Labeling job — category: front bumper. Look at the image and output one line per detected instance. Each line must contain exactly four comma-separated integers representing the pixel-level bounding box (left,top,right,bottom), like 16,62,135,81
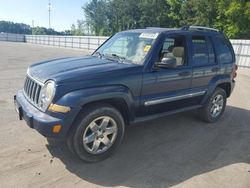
14,90,69,138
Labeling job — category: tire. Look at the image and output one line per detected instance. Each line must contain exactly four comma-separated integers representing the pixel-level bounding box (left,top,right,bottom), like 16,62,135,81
199,88,227,123
67,103,125,162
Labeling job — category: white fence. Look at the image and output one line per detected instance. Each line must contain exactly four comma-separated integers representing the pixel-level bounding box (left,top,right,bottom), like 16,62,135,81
25,35,108,51
230,40,250,68
0,33,249,68
0,33,25,42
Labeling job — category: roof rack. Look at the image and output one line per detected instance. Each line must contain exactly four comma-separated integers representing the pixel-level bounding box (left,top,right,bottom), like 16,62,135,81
146,27,177,30
181,25,220,32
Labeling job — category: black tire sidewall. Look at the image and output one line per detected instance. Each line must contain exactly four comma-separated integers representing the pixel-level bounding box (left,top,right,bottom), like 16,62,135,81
72,105,125,162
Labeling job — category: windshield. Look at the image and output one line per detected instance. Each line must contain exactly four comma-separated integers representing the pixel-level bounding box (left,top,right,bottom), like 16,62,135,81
95,32,158,65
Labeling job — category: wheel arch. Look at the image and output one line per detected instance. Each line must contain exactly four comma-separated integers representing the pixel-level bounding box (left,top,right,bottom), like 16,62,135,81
54,86,136,136
217,82,231,97
74,98,131,126
202,76,232,104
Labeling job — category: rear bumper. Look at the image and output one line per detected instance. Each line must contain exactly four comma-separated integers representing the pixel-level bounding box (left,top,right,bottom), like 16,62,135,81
14,90,69,138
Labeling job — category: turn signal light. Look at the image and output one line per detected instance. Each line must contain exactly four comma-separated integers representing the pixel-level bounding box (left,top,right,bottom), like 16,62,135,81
48,103,71,113
52,125,62,133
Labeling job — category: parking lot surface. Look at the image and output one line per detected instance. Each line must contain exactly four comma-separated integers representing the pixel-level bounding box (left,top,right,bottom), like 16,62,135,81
0,41,250,188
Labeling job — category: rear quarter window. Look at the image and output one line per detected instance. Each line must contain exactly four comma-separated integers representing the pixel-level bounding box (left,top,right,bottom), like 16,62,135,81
215,37,233,64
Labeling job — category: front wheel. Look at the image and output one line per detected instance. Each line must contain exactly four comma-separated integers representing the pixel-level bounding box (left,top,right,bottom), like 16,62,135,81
199,88,227,123
67,104,125,162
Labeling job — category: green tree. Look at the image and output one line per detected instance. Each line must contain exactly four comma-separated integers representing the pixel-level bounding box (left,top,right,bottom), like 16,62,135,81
83,0,108,35
70,20,86,35
166,0,183,27
0,21,32,34
32,26,64,35
215,0,250,38
180,0,217,26
107,0,141,33
82,0,250,38
32,27,46,35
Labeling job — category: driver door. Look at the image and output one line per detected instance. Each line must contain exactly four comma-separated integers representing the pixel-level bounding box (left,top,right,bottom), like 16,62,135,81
138,35,193,117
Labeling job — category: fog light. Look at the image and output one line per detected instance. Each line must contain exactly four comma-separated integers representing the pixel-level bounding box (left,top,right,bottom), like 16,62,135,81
52,125,62,133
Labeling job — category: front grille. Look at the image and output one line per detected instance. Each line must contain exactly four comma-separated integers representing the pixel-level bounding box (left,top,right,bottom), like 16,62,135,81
23,76,42,105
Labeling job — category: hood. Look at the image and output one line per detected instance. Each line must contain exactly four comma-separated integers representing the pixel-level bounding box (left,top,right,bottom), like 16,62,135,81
28,56,138,84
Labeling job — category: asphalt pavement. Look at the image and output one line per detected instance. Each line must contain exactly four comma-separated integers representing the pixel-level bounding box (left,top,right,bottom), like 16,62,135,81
0,41,250,188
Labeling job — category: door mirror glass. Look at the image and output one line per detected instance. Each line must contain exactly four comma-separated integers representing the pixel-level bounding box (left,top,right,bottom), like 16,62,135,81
156,57,177,68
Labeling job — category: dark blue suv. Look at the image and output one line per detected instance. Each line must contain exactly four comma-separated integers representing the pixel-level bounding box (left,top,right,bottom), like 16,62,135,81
14,26,237,162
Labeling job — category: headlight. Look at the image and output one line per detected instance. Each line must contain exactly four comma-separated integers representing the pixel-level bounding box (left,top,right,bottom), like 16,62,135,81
38,80,56,111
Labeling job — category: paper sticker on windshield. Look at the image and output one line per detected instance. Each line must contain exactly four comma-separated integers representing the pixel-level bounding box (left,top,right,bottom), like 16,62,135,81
139,33,158,39
143,45,152,52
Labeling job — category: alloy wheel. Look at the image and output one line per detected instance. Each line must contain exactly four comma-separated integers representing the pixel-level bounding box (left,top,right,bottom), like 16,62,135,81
82,116,118,154
210,94,224,118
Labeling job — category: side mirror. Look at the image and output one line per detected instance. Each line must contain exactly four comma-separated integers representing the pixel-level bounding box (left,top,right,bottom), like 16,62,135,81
155,57,177,69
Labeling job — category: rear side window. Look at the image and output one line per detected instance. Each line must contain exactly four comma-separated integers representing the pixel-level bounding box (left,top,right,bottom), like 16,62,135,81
215,37,233,64
191,36,215,66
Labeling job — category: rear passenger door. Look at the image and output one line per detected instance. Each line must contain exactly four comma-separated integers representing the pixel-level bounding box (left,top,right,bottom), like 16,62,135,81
190,35,218,103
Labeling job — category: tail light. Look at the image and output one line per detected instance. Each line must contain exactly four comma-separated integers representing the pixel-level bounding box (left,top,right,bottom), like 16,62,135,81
232,64,238,79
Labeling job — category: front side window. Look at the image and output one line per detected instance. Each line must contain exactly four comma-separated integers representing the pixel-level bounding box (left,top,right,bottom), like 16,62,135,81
159,35,186,67
95,32,157,65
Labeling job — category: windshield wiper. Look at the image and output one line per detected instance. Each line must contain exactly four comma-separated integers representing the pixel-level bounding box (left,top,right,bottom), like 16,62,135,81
94,52,126,63
110,53,126,63
93,51,104,58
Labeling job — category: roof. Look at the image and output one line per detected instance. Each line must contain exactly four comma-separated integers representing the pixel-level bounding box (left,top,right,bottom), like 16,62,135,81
122,26,224,36
122,27,178,34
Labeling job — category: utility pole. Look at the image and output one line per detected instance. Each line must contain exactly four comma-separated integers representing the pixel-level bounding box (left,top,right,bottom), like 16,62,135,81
48,1,52,28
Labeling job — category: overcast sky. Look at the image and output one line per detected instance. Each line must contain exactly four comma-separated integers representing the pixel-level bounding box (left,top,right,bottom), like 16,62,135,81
0,0,88,31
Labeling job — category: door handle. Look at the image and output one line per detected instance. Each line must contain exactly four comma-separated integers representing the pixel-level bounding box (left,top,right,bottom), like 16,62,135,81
211,67,220,72
179,71,191,77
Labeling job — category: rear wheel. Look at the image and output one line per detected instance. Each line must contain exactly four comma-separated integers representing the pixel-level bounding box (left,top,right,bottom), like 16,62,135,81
67,104,125,162
199,88,227,123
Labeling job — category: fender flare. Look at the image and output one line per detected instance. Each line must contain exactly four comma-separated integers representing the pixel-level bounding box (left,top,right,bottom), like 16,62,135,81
54,85,137,121
202,75,232,104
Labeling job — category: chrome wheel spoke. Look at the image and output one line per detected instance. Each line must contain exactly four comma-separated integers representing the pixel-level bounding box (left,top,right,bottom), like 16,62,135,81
89,122,99,133
92,140,101,152
101,136,112,147
218,99,223,106
83,133,96,144
104,126,116,135
210,105,215,113
100,117,110,131
212,108,217,115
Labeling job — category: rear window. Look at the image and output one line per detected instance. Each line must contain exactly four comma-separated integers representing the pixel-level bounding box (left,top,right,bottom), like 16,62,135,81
215,37,233,64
